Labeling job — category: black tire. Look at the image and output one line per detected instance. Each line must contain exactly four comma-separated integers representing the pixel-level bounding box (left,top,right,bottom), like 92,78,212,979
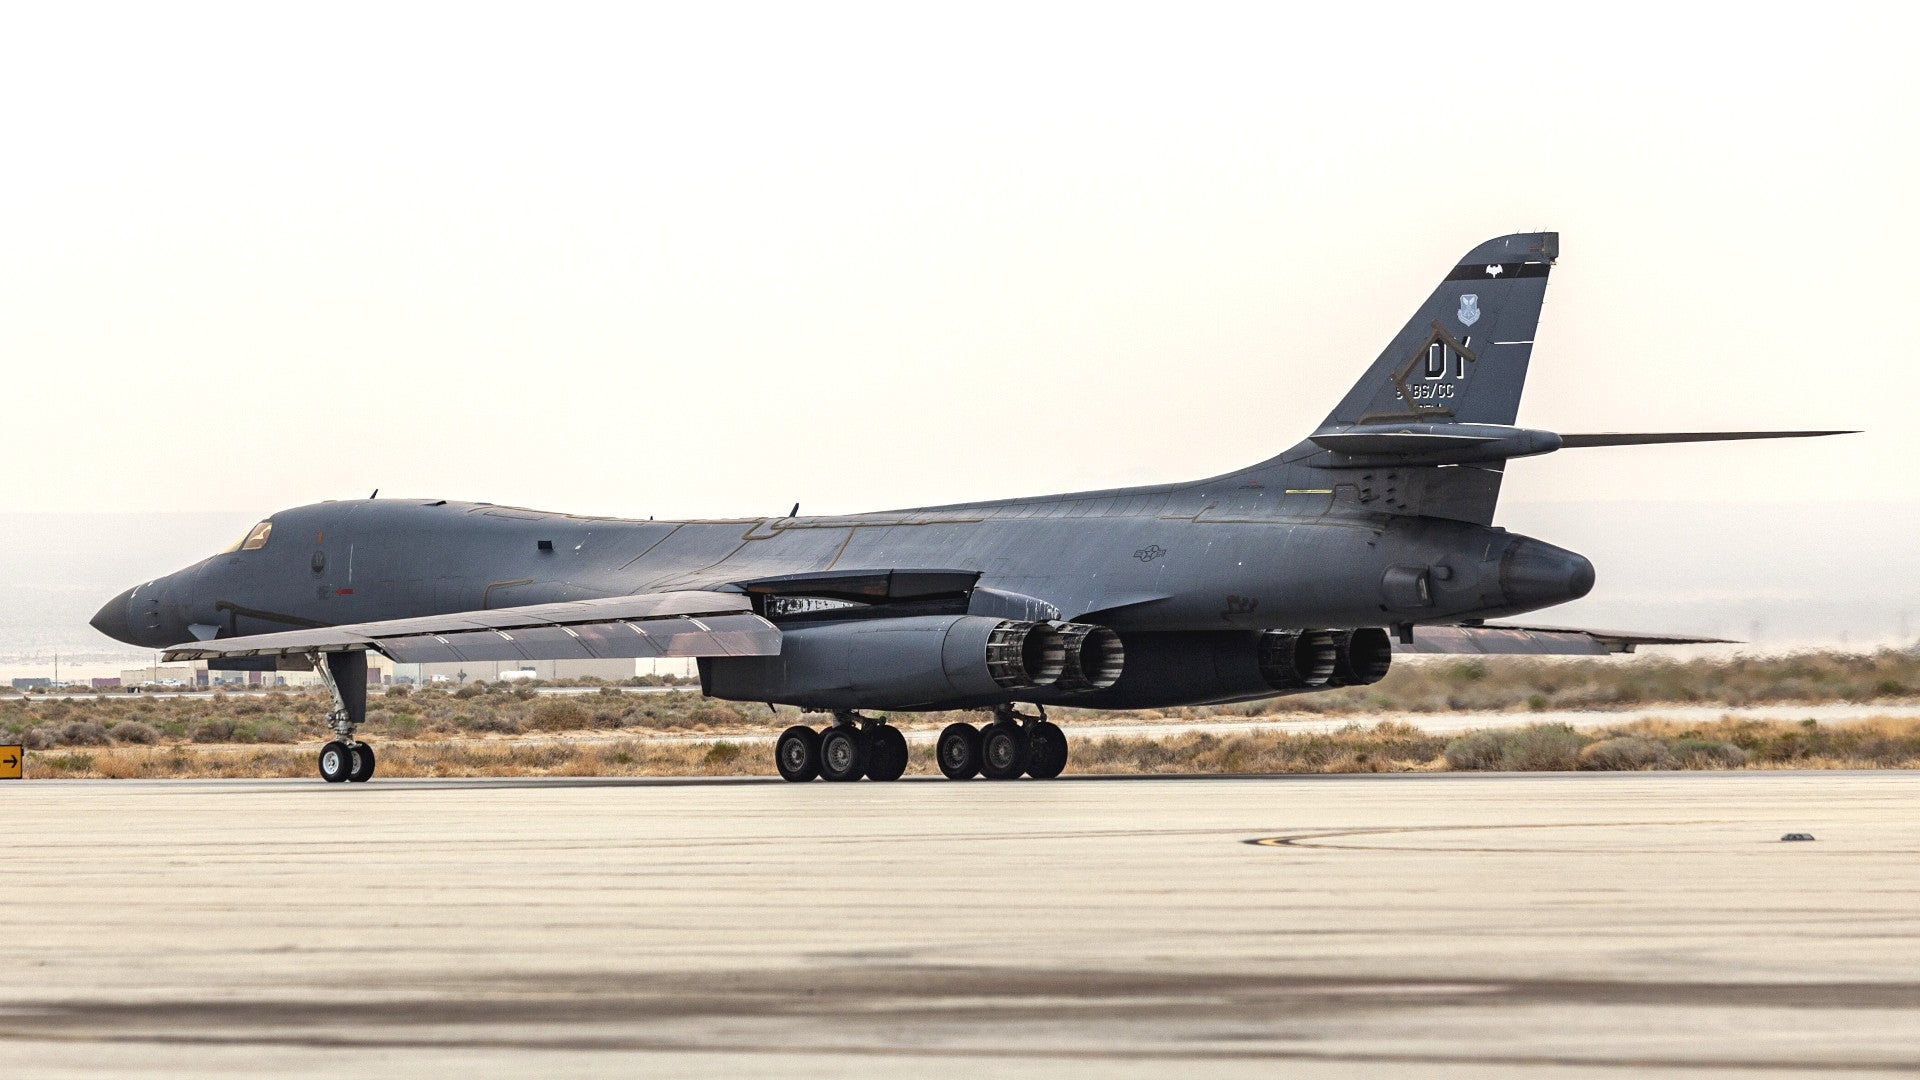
1025,721,1067,779
936,722,982,780
980,723,1029,780
318,740,352,783
347,742,377,783
775,725,821,782
819,725,867,782
865,725,909,782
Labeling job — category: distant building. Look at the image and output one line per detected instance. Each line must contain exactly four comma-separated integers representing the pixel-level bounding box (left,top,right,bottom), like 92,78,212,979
120,665,202,688
91,678,121,689
11,678,50,691
397,658,640,684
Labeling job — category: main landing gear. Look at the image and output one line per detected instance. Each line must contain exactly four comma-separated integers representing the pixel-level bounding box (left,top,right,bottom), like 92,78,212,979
773,705,1068,782
776,713,908,783
936,705,1066,781
312,650,377,784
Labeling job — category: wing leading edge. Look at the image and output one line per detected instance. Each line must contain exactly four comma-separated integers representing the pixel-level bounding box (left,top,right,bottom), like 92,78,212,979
161,590,780,664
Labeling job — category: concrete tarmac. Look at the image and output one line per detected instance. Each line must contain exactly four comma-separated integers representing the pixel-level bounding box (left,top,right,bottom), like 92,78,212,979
3,772,1919,1077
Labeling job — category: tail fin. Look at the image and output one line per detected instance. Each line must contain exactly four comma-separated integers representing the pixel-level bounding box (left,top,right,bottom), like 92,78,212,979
1320,232,1557,430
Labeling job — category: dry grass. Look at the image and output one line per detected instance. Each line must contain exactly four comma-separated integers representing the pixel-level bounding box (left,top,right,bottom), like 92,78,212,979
9,649,1916,752
6,649,1919,778
1223,648,1920,716
18,715,1920,779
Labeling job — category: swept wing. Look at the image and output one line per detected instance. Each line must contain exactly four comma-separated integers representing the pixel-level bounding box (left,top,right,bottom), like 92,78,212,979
1397,623,1735,656
161,590,779,664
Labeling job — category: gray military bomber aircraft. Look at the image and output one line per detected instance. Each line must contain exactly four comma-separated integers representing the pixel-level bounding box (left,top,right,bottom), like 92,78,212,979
91,232,1846,784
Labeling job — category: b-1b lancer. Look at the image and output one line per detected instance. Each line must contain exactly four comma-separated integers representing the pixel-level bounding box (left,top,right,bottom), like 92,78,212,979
92,233,1847,783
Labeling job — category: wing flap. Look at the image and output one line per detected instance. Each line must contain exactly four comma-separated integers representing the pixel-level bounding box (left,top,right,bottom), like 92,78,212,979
161,590,780,663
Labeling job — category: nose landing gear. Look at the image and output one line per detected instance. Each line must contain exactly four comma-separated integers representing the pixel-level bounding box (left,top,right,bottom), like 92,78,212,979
312,650,377,784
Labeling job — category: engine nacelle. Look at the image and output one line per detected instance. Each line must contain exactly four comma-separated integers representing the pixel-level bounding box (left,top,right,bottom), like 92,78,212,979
700,615,1068,711
1328,627,1393,686
1261,628,1393,689
1064,627,1394,709
1258,630,1336,690
1053,622,1125,691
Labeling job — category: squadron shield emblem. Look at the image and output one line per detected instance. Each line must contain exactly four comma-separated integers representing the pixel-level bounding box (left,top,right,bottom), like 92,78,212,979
1457,293,1481,327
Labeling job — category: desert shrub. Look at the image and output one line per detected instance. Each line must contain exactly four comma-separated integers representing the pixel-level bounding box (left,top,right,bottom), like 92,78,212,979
530,699,589,732
58,721,112,747
1444,724,1585,771
1499,724,1586,770
1578,736,1673,771
1448,661,1489,683
1442,731,1505,770
687,702,747,728
191,719,236,743
230,720,299,744
21,724,60,750
1669,738,1747,768
589,709,626,729
702,741,743,765
468,715,524,734
108,721,160,745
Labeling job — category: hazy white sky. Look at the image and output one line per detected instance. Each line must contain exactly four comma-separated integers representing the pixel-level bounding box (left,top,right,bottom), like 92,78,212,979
3,3,1914,519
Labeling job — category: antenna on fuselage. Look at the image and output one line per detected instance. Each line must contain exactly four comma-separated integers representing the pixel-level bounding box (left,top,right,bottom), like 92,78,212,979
790,503,799,517
369,489,378,500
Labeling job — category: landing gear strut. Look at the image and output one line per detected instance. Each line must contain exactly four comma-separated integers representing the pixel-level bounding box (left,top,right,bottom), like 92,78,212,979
312,650,376,784
773,712,908,783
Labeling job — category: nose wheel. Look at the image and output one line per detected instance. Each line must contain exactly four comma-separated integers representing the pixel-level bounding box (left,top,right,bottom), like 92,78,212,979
319,741,352,783
310,650,378,784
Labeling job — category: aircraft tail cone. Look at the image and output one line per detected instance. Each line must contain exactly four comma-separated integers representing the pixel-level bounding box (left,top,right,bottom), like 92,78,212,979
1499,539,1595,611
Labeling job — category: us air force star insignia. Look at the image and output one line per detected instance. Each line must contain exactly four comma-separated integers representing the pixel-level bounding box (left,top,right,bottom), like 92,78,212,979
1484,264,1504,277
1457,293,1481,327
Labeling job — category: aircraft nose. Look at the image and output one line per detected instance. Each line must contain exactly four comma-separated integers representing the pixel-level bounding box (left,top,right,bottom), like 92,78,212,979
1499,538,1596,609
90,587,139,645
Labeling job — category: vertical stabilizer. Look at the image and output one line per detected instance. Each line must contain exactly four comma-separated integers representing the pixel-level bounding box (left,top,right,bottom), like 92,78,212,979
1293,232,1558,525
1320,232,1557,431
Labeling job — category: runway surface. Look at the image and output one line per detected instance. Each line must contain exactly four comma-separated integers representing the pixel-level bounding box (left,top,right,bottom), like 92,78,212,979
4,772,1920,1077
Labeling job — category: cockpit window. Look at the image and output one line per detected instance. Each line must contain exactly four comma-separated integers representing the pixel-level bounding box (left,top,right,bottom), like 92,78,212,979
224,521,274,553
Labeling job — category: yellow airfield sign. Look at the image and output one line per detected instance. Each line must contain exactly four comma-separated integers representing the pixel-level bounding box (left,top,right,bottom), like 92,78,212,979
0,745,22,780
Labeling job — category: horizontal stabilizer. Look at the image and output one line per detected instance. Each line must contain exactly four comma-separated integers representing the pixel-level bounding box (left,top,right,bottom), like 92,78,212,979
1306,424,1855,467
1556,430,1855,448
162,590,781,664
1397,623,1736,656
